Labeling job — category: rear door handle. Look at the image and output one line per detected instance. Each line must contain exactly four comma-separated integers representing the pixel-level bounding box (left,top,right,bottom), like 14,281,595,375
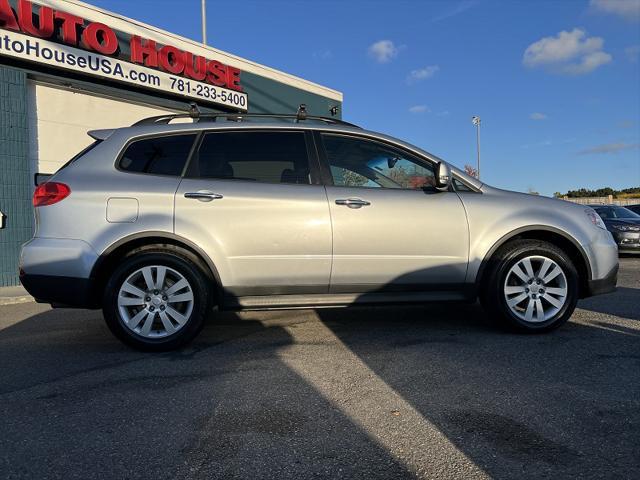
335,198,371,209
184,191,224,202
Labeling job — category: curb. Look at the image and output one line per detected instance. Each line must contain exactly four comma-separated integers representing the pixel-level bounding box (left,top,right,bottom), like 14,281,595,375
0,296,35,306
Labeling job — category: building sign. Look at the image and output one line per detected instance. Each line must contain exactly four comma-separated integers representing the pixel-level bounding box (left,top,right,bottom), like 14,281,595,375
0,0,248,110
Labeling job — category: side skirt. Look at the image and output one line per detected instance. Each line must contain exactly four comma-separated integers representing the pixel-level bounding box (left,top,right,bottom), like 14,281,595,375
222,289,475,311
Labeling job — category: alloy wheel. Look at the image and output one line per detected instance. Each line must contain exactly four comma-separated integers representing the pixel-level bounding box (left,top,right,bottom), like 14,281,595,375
117,265,194,338
503,255,568,323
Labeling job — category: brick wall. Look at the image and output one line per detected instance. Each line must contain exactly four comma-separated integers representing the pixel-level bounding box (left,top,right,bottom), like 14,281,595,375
0,66,31,287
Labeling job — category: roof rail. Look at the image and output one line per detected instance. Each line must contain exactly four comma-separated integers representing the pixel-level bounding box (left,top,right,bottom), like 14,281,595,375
132,104,360,128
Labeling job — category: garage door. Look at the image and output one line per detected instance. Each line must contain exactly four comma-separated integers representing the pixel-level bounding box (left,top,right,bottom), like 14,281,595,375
27,81,178,174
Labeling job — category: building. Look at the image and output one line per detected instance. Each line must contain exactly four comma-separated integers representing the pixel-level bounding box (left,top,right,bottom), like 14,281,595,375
0,0,342,287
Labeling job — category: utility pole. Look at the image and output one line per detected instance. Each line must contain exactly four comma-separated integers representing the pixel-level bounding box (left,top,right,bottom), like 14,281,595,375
201,0,207,45
472,116,481,180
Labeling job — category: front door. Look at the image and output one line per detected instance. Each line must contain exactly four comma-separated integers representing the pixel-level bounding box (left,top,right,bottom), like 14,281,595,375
317,132,469,293
175,129,332,296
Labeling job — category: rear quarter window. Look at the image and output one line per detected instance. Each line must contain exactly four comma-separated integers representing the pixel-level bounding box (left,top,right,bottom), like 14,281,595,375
119,134,196,176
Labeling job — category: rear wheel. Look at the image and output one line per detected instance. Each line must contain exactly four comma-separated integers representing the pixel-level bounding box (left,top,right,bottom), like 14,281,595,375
103,249,211,351
480,240,579,332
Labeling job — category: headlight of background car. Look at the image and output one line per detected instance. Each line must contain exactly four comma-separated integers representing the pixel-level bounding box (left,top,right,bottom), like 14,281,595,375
610,224,640,232
585,209,607,230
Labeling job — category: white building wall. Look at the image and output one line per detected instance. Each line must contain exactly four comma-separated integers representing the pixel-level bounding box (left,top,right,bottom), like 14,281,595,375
27,81,176,174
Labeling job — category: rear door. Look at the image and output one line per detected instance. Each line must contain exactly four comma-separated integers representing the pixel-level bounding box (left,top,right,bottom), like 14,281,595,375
174,129,332,296
316,132,469,293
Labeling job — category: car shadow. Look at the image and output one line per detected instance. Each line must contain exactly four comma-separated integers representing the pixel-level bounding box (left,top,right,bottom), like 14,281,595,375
578,287,640,321
314,298,640,479
0,305,415,480
1,278,639,479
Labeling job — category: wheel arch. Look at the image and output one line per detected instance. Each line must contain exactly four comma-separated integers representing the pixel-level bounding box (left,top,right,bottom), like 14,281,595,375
90,232,223,306
475,226,592,298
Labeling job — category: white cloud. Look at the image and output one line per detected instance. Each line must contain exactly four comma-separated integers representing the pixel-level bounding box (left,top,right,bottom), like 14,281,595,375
368,40,400,63
578,142,640,154
432,0,479,22
590,0,640,21
530,112,548,120
523,28,612,74
625,44,640,62
408,105,430,114
407,65,440,84
522,139,553,149
562,51,613,74
313,50,333,60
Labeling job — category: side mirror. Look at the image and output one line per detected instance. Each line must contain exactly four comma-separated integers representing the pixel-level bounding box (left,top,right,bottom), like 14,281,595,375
435,162,451,191
34,173,52,187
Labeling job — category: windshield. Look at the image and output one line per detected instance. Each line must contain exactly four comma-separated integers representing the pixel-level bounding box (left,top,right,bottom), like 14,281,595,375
594,206,640,219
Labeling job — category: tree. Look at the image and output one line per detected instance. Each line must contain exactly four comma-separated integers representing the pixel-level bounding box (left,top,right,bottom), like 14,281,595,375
341,169,369,187
555,186,640,199
464,164,478,178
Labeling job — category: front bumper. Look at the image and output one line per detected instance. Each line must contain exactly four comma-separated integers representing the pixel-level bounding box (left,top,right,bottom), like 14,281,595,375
611,231,640,253
586,263,618,297
580,228,619,298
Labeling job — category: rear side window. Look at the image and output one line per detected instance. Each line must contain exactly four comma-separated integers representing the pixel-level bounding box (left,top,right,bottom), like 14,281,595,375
119,134,196,176
191,131,311,184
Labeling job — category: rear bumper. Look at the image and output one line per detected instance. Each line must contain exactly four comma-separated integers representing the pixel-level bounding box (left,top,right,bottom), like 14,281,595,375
586,263,618,297
19,237,100,308
19,273,97,308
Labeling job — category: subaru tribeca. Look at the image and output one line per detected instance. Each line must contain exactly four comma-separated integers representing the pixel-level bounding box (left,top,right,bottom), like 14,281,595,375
19,113,618,351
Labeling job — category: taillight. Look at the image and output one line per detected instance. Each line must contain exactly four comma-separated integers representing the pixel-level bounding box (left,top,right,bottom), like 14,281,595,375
33,182,71,207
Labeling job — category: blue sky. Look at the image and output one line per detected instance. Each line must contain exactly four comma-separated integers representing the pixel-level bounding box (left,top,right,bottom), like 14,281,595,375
91,0,640,196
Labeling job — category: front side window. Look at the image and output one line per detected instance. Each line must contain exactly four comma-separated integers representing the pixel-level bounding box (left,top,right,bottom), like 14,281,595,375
192,131,311,184
321,134,436,190
119,134,196,176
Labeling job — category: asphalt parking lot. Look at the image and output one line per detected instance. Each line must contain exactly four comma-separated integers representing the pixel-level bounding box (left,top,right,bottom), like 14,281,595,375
0,258,638,480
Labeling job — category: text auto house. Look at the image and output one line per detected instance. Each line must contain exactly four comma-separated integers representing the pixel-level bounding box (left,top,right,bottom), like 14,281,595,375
0,0,342,287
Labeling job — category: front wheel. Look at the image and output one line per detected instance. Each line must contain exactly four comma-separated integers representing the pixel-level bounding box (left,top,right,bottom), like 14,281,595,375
103,248,211,351
480,240,579,333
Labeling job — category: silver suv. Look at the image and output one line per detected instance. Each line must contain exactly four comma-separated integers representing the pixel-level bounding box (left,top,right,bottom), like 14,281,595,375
19,113,619,350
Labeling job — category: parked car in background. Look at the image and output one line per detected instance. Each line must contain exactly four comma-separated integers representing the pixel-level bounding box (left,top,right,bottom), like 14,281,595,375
625,204,640,215
18,113,619,350
589,205,640,254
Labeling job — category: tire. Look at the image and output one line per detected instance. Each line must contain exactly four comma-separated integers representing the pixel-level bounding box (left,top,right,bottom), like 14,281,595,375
103,247,212,351
479,239,579,333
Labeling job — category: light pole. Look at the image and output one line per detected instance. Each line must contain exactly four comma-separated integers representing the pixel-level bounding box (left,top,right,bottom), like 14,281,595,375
201,0,207,45
471,116,481,180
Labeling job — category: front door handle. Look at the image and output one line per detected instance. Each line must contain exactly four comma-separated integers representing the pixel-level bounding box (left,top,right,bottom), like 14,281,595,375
335,198,371,209
184,191,224,202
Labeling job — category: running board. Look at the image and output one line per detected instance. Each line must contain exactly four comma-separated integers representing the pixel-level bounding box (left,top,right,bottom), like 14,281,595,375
223,291,469,310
